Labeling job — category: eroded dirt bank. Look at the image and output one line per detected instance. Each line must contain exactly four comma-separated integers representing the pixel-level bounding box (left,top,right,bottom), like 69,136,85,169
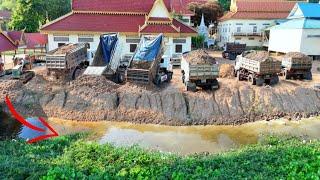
1,73,320,126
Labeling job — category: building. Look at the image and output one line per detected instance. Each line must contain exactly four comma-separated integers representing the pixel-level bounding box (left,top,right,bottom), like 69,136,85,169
0,10,11,30
268,2,320,59
217,0,302,48
41,0,199,59
0,31,16,54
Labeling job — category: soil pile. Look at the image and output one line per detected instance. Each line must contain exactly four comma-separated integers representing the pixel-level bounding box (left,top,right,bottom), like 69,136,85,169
130,61,153,69
245,51,270,61
69,75,120,93
284,52,310,59
219,64,235,78
53,44,76,54
184,50,216,65
0,80,23,99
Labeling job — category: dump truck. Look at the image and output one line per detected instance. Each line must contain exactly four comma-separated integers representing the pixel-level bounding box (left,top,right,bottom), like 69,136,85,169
127,34,173,85
222,43,246,60
83,33,125,83
181,50,219,92
235,51,281,86
46,43,89,80
281,52,312,80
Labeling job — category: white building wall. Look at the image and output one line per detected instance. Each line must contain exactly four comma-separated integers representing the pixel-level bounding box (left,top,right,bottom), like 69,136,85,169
217,19,275,47
47,33,192,59
300,29,320,56
268,29,303,53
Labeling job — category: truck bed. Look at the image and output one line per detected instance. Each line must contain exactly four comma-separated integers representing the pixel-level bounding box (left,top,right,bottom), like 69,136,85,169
238,57,281,75
282,57,312,70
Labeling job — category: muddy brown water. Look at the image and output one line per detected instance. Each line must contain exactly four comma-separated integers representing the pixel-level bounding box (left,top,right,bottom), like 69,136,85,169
1,111,320,155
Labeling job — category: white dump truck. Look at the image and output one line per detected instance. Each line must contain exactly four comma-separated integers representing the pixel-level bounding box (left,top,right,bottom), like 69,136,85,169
181,50,219,92
281,52,312,80
84,33,125,83
46,43,89,80
127,34,173,85
235,51,281,86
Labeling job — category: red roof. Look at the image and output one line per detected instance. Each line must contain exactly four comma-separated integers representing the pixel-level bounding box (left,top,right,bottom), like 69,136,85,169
72,0,206,16
42,13,196,34
24,33,48,49
220,1,297,21
141,24,179,33
7,31,24,45
0,32,16,52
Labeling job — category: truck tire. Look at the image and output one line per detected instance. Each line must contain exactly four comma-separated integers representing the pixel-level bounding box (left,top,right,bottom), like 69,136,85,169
211,79,219,90
155,75,161,86
256,78,264,86
186,82,196,92
72,67,82,80
284,70,290,80
270,76,279,85
182,74,185,83
236,71,241,81
167,72,173,82
304,71,312,80
222,52,226,59
248,75,256,85
114,72,124,84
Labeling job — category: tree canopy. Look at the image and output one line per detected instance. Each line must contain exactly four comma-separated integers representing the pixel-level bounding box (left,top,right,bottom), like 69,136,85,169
8,0,71,33
218,0,231,12
0,0,16,11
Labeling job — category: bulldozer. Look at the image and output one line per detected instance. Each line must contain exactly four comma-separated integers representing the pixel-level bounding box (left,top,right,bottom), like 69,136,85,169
11,60,35,83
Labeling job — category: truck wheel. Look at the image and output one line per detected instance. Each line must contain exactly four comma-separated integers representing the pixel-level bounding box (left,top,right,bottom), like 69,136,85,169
115,72,124,84
256,78,264,86
284,70,290,80
211,79,219,90
236,71,241,81
186,82,196,92
182,74,185,83
167,72,173,82
304,72,312,80
270,76,279,85
222,52,226,59
248,75,256,85
72,67,82,80
155,75,161,86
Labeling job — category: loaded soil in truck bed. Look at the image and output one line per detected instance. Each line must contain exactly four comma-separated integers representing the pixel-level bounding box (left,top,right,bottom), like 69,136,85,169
244,51,271,61
184,50,217,65
52,44,77,55
130,61,153,69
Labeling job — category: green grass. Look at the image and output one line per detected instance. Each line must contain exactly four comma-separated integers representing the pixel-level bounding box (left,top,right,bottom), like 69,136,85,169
0,135,319,179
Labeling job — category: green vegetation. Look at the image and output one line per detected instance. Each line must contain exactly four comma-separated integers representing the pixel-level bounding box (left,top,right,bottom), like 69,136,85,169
9,0,71,32
0,135,320,179
218,0,231,12
0,0,16,11
192,35,205,49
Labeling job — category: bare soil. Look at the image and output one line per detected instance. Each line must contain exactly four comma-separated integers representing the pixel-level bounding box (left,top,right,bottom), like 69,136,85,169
183,50,216,65
1,51,319,126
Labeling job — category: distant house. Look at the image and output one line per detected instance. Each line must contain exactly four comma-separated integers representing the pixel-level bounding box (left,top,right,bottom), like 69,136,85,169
217,0,303,48
0,31,16,53
268,2,320,59
0,10,11,30
41,0,199,60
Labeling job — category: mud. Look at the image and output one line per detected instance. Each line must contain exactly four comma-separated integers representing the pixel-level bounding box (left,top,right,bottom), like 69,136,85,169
1,73,320,126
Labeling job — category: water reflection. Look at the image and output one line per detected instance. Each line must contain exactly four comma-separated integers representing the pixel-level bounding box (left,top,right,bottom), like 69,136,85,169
0,111,47,141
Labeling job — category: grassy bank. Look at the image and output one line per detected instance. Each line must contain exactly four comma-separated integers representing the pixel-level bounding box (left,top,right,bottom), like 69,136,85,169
0,134,319,179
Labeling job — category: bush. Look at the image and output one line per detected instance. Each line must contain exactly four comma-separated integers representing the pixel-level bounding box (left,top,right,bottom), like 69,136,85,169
0,135,319,179
192,35,205,49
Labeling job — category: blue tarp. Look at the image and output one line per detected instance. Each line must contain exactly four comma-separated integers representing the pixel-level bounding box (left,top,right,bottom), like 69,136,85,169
133,34,163,62
101,34,118,64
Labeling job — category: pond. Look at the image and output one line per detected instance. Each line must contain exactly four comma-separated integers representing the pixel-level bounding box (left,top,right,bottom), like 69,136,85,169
1,111,320,155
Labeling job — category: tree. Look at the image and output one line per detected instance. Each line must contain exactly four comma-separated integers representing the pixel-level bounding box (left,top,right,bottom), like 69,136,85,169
188,1,223,27
218,0,231,12
8,0,71,32
9,0,45,32
0,0,16,11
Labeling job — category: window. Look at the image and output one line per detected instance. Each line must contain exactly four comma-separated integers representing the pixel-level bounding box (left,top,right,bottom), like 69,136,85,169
58,43,66,47
175,44,183,53
130,44,137,53
253,26,257,33
78,34,94,42
249,23,257,25
173,39,186,44
249,38,255,40
263,23,270,26
236,23,243,25
235,37,241,40
237,27,241,32
126,38,140,43
53,35,69,42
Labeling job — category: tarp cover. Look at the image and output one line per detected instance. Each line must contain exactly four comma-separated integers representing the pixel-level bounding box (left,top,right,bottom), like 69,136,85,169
101,33,118,64
133,34,163,62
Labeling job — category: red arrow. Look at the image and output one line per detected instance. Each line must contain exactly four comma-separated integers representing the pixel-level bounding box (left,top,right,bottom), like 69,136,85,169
5,95,59,143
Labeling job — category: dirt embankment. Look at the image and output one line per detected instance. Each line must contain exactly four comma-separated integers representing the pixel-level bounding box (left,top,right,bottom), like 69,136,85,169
1,73,320,126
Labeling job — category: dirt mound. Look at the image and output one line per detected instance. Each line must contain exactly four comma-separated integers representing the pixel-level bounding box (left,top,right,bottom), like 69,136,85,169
184,50,216,65
245,51,270,61
53,44,77,54
69,75,120,93
219,64,235,78
284,52,310,59
130,61,153,69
